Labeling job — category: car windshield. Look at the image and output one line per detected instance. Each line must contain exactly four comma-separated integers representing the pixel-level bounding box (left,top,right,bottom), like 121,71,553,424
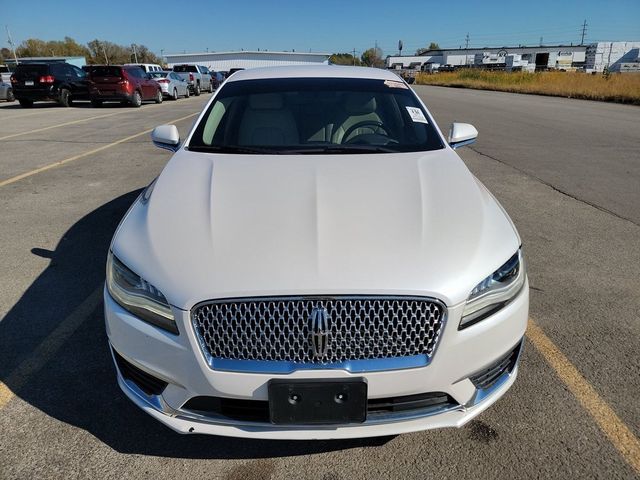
174,65,197,73
188,77,444,154
149,72,168,78
15,64,48,75
90,66,122,77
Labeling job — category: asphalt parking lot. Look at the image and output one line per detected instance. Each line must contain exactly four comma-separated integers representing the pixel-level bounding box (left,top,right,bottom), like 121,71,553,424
0,87,639,479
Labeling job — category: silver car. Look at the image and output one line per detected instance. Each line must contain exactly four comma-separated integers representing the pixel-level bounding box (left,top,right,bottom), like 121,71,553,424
0,81,15,102
149,71,189,100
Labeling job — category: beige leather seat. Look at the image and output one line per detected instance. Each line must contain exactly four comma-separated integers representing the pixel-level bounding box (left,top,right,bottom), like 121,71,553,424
331,93,382,144
238,93,299,146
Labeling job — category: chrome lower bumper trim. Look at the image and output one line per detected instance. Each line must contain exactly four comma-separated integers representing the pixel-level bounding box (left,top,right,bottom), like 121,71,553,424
111,340,523,430
206,354,430,374
465,339,524,407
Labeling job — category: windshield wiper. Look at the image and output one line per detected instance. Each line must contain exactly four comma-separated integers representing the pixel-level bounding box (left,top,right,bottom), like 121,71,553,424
281,145,397,154
188,145,278,155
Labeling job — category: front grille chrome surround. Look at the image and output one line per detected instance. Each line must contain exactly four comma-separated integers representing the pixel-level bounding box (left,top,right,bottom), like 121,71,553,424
191,296,447,373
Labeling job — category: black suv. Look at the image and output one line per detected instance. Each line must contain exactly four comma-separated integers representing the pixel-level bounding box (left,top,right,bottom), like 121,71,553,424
11,62,90,107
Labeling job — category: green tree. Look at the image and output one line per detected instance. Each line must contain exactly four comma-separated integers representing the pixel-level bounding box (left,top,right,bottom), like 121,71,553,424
15,37,90,58
11,36,160,65
361,47,384,67
415,42,441,55
16,38,48,57
87,40,127,64
0,47,12,63
131,44,162,65
329,53,362,66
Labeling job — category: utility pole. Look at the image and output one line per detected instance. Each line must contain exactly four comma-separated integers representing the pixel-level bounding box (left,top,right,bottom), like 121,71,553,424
540,36,543,46
99,41,108,64
580,19,587,45
6,25,19,65
132,44,138,63
465,33,470,65
352,48,356,65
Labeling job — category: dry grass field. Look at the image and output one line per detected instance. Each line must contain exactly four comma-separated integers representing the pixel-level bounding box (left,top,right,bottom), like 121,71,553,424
414,70,640,104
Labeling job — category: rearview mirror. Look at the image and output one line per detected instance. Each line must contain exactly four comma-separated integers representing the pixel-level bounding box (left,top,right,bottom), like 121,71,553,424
448,122,478,149
151,125,180,152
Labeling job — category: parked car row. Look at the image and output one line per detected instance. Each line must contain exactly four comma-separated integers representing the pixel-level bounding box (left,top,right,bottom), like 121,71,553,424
172,64,213,96
8,62,224,108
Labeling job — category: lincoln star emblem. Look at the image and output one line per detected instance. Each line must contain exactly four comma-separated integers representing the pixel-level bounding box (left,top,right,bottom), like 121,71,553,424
309,305,330,359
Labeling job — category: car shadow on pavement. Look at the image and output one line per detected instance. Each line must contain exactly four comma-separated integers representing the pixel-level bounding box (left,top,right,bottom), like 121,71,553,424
0,190,394,458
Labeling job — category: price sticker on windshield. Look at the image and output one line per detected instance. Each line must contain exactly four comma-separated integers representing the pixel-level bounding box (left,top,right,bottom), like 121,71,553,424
406,106,429,124
384,80,408,89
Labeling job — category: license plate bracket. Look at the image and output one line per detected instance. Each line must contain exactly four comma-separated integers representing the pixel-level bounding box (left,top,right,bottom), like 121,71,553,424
269,378,367,425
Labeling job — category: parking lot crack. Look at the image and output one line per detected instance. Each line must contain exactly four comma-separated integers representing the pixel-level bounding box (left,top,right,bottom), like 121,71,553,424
469,146,640,228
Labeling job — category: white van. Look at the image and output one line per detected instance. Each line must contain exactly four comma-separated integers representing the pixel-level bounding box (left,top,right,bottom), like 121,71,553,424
124,63,163,73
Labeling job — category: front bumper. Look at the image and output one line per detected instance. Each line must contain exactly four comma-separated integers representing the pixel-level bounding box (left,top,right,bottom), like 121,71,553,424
105,282,529,439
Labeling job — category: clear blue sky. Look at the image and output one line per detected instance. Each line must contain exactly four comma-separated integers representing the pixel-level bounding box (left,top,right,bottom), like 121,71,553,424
3,0,639,57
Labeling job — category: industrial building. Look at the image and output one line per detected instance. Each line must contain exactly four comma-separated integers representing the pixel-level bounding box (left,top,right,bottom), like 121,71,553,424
3,56,87,68
386,42,639,72
165,50,331,71
585,42,640,72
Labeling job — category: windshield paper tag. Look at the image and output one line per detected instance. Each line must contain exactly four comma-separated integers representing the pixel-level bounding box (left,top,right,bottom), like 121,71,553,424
406,106,429,124
384,80,408,89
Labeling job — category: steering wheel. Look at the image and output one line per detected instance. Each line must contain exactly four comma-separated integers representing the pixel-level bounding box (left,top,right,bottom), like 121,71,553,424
341,120,388,143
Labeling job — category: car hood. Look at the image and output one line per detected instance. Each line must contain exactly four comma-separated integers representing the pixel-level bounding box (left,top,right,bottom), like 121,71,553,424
113,148,520,310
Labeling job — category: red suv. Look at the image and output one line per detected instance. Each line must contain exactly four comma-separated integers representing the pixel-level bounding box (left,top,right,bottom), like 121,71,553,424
88,65,162,107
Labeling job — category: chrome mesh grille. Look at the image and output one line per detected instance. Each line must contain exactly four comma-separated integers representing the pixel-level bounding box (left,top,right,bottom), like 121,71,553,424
191,297,445,365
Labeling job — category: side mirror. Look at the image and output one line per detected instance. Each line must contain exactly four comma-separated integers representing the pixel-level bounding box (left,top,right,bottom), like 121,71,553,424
151,125,180,152
448,122,478,149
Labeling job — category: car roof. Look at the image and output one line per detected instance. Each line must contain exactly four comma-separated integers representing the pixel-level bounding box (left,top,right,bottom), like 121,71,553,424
16,63,54,67
226,65,404,83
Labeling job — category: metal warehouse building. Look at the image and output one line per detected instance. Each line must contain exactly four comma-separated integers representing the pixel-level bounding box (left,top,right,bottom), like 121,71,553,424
165,50,331,71
387,45,588,71
386,42,640,72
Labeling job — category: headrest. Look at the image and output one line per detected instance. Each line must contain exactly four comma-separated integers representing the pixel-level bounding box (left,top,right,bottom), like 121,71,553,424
249,93,284,110
344,94,377,114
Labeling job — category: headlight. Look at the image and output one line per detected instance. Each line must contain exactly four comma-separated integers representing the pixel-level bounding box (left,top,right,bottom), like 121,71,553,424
106,251,178,334
460,249,526,329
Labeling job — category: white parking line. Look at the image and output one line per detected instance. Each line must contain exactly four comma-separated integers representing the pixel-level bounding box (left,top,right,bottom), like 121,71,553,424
0,110,135,141
0,111,198,187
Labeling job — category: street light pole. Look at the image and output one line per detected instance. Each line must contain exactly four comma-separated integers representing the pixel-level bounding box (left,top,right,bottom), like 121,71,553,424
6,25,19,65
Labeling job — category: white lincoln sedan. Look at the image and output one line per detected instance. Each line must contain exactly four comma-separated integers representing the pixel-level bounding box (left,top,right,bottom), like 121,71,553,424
104,65,529,439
